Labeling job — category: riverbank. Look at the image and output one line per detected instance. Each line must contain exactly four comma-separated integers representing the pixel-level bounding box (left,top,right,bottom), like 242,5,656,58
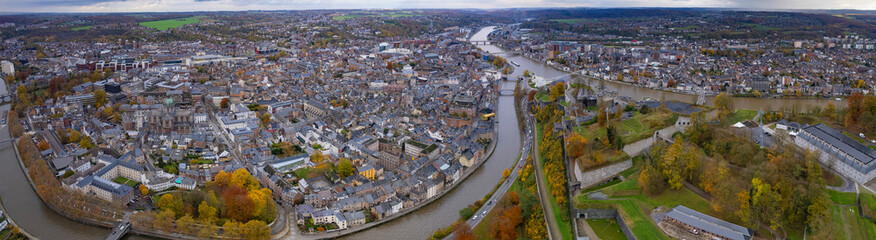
0,196,36,240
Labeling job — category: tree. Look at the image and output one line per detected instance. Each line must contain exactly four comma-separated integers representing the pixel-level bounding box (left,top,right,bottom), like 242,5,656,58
715,93,734,118
503,168,511,179
94,89,108,107
453,221,475,240
597,108,607,127
846,92,865,127
243,220,270,240
78,136,93,149
548,82,566,101
198,201,218,224
526,205,547,240
617,73,624,82
139,185,149,196
157,194,181,215
154,210,175,231
310,151,324,163
220,98,229,109
37,140,50,151
223,221,244,239
260,113,271,126
523,70,531,78
69,130,81,143
566,132,587,159
197,222,219,239
176,215,197,234
337,158,353,177
824,102,837,121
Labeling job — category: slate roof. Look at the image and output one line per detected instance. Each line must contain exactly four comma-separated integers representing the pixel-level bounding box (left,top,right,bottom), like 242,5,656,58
802,124,876,165
664,205,753,240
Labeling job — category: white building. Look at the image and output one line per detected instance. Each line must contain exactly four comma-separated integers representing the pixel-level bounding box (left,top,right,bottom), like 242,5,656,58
795,124,876,183
1,60,13,75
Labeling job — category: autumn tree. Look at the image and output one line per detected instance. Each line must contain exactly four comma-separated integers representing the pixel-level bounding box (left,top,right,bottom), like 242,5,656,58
197,223,219,239
715,93,734,119
453,221,475,240
548,82,565,102
597,107,607,127
310,151,324,163
139,185,149,196
198,201,218,224
157,194,181,215
846,92,865,127
176,215,197,235
824,101,837,121
525,205,547,240
154,210,175,231
94,89,107,107
220,98,229,109
69,130,81,143
223,220,244,239
503,168,511,179
337,158,353,177
243,220,270,240
566,132,587,159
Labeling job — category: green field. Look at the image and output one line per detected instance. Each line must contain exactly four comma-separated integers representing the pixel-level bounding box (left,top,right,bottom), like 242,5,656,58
333,12,422,21
827,189,858,205
576,197,669,240
139,16,205,31
587,219,627,240
725,109,758,126
830,205,876,240
616,111,678,144
550,19,593,24
113,176,139,187
71,26,93,31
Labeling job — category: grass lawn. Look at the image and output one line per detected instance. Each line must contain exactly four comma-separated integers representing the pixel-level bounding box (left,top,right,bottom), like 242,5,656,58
828,189,858,205
618,156,644,178
140,16,205,30
615,110,678,144
113,176,139,187
831,204,876,240
550,19,593,24
823,169,844,187
725,110,758,126
71,26,93,31
576,197,668,240
587,219,627,240
535,91,551,102
575,124,607,142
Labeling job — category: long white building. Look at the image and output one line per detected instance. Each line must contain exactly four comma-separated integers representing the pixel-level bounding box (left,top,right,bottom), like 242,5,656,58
795,124,876,183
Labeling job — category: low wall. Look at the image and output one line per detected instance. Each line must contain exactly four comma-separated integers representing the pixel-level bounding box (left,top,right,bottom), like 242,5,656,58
575,208,636,240
574,159,632,191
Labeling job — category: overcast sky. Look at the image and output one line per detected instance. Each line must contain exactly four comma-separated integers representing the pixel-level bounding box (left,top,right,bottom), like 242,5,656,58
2,0,876,13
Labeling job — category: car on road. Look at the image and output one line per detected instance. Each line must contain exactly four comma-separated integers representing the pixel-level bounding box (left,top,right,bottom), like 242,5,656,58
487,200,493,205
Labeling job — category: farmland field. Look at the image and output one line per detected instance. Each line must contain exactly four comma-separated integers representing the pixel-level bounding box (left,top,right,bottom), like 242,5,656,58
71,26,93,31
140,16,205,30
